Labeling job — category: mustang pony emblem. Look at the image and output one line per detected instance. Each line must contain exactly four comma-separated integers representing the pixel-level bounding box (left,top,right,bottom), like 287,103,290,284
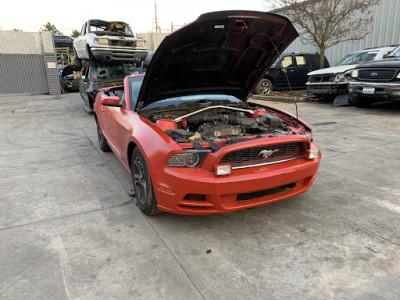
259,149,279,158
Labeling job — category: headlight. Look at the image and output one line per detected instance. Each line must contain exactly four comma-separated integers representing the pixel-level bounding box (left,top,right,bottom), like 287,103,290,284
307,150,320,160
351,69,358,78
334,73,347,83
136,40,146,48
166,150,209,168
94,38,109,46
397,72,400,79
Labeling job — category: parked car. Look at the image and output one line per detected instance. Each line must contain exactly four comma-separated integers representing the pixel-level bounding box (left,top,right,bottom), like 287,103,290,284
348,46,400,107
73,19,148,66
94,11,321,216
254,52,329,94
53,34,74,49
307,46,395,98
79,61,142,112
58,65,81,93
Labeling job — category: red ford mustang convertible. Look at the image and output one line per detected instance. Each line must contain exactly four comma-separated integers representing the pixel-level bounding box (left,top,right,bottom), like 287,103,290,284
94,11,321,215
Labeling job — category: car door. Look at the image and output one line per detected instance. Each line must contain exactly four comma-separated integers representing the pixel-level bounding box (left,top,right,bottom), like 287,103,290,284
275,55,298,88
294,55,313,87
101,93,131,163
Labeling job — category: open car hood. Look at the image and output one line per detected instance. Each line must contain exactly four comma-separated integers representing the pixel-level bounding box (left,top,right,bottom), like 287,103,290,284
137,11,298,109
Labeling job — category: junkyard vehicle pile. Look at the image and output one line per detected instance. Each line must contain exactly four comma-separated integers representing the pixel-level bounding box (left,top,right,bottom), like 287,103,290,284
72,19,149,112
73,19,147,66
94,11,321,216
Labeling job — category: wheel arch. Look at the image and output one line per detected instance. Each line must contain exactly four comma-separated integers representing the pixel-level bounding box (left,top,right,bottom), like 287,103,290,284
127,141,138,171
263,74,273,83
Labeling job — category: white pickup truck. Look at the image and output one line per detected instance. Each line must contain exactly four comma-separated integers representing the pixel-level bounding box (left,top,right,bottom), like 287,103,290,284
73,19,148,66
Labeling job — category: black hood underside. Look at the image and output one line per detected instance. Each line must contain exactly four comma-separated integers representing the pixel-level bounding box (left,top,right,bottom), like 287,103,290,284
137,10,298,109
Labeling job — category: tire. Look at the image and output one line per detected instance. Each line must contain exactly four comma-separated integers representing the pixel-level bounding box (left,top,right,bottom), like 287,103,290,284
131,148,160,216
255,79,273,95
97,121,111,152
350,94,372,108
87,45,95,61
73,48,82,68
88,95,94,110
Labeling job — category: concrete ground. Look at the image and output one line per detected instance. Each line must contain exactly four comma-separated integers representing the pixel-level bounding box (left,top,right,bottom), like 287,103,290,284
0,93,399,300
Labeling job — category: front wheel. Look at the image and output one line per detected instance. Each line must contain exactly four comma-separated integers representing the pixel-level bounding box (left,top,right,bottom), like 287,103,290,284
350,94,372,108
255,79,273,95
131,148,160,216
73,48,82,68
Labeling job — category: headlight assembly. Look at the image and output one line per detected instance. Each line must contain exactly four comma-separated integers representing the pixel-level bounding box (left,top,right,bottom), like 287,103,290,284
334,73,348,83
94,38,109,46
351,69,358,79
166,150,209,168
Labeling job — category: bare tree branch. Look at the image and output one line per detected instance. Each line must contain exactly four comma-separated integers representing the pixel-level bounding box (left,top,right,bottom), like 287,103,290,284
268,0,380,67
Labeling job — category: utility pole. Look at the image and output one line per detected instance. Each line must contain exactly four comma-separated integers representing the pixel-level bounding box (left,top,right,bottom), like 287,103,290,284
154,1,159,33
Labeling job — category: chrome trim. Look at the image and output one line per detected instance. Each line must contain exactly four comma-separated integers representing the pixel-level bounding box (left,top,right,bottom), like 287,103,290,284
91,47,148,53
231,155,306,170
349,81,400,87
306,82,347,86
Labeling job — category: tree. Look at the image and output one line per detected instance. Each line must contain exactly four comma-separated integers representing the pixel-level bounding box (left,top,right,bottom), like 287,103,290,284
40,22,63,35
71,30,80,38
268,0,380,68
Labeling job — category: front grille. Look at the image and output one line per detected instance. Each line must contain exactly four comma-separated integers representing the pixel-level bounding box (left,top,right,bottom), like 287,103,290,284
110,40,135,47
309,75,334,83
359,69,396,81
220,142,307,169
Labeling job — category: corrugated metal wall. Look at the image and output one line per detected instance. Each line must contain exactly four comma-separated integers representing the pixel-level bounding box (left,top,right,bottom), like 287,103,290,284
283,0,400,65
0,31,60,95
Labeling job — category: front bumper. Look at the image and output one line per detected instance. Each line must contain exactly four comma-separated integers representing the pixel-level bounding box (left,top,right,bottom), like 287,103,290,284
306,82,348,96
91,47,148,62
348,81,400,101
153,151,321,215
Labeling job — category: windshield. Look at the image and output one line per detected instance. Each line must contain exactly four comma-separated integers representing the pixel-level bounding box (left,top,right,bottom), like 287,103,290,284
271,56,281,68
90,64,140,80
140,94,243,111
385,46,400,58
89,20,134,36
336,51,378,66
129,76,145,109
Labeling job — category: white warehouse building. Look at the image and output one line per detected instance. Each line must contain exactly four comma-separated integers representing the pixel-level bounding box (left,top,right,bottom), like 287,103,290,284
283,0,400,65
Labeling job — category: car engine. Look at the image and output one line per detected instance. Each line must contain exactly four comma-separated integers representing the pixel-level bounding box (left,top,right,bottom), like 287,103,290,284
150,107,292,143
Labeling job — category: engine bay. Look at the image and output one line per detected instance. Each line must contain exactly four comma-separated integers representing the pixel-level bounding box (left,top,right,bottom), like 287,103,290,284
148,106,295,144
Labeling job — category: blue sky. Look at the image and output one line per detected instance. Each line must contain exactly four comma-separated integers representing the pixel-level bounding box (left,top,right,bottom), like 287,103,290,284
1,0,272,35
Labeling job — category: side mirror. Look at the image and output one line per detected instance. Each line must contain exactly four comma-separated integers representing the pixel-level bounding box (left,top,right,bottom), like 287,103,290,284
101,96,122,107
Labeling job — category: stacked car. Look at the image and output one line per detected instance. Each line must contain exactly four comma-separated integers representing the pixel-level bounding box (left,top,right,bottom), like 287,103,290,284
73,19,149,112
